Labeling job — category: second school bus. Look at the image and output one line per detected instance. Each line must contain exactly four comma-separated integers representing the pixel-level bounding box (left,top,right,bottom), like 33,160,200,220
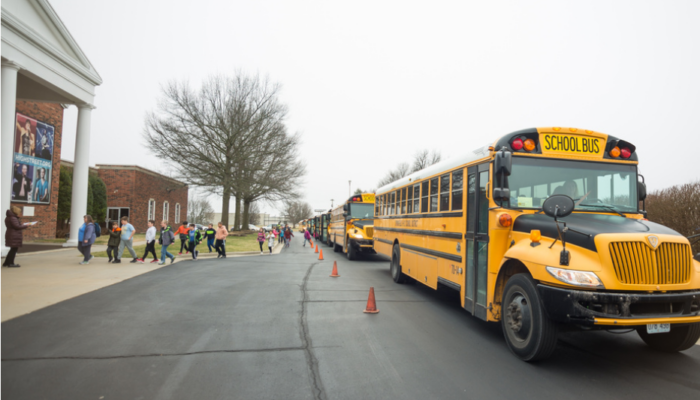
373,127,700,361
329,193,376,260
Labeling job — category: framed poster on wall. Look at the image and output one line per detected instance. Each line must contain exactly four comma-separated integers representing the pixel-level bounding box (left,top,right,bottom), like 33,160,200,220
11,112,55,204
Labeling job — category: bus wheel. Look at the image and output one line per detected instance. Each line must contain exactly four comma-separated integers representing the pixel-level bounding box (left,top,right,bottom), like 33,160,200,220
502,274,558,361
636,323,700,353
347,241,357,261
333,236,341,253
391,244,407,283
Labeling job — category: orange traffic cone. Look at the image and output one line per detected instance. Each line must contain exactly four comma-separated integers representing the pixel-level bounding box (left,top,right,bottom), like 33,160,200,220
310,240,313,248
315,244,319,253
318,249,324,260
330,261,339,277
364,287,379,314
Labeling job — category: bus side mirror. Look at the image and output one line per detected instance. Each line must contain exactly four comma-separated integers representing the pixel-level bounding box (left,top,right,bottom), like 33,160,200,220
493,149,512,202
638,181,647,201
494,149,512,176
343,204,348,212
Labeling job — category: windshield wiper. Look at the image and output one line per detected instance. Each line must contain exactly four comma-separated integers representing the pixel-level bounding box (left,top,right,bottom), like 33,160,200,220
578,203,627,218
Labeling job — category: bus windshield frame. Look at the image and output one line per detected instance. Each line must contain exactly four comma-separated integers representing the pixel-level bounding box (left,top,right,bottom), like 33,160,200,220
348,203,374,219
505,157,639,214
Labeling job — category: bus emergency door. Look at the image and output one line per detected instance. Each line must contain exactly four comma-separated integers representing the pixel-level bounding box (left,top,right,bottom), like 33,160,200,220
465,163,490,321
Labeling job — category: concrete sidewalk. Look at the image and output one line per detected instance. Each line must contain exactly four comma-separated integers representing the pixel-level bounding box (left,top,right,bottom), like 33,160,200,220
1,241,284,322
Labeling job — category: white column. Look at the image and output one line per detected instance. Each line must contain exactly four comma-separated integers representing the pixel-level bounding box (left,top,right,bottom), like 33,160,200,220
1,61,22,257
64,104,95,247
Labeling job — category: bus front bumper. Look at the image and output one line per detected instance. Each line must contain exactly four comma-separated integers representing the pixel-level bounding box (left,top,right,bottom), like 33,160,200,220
537,284,700,327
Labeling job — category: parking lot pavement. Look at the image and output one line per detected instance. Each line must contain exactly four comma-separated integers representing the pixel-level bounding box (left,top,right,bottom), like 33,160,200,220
2,239,700,400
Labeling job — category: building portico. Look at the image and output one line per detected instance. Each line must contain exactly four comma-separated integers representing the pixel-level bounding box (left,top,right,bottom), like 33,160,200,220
1,0,102,254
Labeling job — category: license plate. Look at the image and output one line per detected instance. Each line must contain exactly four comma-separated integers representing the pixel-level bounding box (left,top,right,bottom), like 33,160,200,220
646,323,670,334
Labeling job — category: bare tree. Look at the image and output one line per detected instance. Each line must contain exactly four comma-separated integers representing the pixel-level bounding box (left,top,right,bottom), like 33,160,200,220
377,162,411,187
411,149,442,172
248,201,261,226
143,73,298,228
188,195,215,224
283,201,314,224
377,150,443,187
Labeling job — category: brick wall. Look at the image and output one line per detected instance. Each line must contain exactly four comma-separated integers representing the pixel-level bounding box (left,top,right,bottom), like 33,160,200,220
11,101,63,240
98,167,187,232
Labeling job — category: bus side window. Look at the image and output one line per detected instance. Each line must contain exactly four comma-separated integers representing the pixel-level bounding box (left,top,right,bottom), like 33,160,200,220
430,178,438,212
413,184,420,213
421,181,429,213
452,170,463,211
391,191,396,215
440,174,450,211
402,188,407,214
407,185,413,213
467,173,476,232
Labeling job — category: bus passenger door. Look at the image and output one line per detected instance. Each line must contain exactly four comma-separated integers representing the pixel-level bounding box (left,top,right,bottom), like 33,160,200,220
464,164,490,321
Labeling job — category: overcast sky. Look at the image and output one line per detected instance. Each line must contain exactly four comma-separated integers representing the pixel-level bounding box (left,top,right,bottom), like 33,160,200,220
53,0,700,216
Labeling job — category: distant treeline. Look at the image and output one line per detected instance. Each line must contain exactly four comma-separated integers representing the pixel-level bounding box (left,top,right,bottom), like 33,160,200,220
646,180,700,254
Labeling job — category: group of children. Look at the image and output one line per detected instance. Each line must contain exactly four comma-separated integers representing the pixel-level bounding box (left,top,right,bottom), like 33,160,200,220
106,219,230,265
256,225,295,254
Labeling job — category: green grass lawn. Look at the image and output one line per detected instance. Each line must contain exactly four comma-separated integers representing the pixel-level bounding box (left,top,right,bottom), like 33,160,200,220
91,234,261,258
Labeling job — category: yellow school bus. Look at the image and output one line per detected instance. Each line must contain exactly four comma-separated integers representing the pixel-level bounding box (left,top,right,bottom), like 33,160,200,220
373,127,700,361
329,193,376,260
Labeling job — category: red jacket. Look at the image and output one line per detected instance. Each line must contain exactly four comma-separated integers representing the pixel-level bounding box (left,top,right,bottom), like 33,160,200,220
5,209,27,248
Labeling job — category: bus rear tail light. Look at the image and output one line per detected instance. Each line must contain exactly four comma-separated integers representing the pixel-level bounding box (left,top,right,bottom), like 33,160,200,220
609,146,621,158
620,147,631,159
523,139,536,152
498,213,512,227
511,138,524,151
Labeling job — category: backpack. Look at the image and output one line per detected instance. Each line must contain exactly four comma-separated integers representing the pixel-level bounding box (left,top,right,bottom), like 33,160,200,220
94,223,102,237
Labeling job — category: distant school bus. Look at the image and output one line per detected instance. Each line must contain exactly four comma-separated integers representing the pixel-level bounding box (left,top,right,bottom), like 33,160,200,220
373,127,700,361
329,193,376,260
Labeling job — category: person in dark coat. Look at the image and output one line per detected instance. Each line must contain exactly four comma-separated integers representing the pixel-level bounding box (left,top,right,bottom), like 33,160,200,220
3,206,33,268
106,221,121,263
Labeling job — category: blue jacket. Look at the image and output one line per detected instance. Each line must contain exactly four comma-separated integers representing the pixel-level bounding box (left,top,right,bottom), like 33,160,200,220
79,223,96,245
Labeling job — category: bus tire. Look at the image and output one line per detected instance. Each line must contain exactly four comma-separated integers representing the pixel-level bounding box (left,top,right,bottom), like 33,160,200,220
501,274,558,362
347,240,357,261
333,235,341,253
636,323,700,353
391,244,408,284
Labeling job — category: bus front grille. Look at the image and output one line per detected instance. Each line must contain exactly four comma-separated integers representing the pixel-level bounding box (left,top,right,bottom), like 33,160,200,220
365,227,374,238
609,242,692,285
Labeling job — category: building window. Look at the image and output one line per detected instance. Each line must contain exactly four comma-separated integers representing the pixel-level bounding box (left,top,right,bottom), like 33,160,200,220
175,203,181,223
148,199,155,221
163,201,169,222
440,174,450,211
452,170,463,211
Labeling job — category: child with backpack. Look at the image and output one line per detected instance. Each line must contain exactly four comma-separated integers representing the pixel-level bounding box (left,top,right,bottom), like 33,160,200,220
175,221,190,255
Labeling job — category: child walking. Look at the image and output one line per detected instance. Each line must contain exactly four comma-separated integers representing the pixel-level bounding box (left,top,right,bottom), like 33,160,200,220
106,221,121,262
175,221,190,255
284,227,294,248
215,222,228,258
267,229,276,254
303,228,311,247
257,227,266,254
187,223,202,259
204,223,216,253
158,220,176,265
139,220,159,263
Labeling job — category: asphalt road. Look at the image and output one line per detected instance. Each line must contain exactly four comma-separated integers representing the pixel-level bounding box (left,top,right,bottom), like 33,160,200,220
3,238,700,400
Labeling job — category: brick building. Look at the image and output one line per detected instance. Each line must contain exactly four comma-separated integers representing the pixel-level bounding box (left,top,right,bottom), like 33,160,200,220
97,165,188,231
60,161,188,232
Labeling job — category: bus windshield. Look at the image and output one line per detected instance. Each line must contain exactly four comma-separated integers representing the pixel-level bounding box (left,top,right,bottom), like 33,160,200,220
507,157,638,213
349,203,374,219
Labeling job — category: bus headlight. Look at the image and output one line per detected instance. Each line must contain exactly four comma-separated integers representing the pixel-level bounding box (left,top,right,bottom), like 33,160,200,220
353,233,364,238
546,266,604,288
